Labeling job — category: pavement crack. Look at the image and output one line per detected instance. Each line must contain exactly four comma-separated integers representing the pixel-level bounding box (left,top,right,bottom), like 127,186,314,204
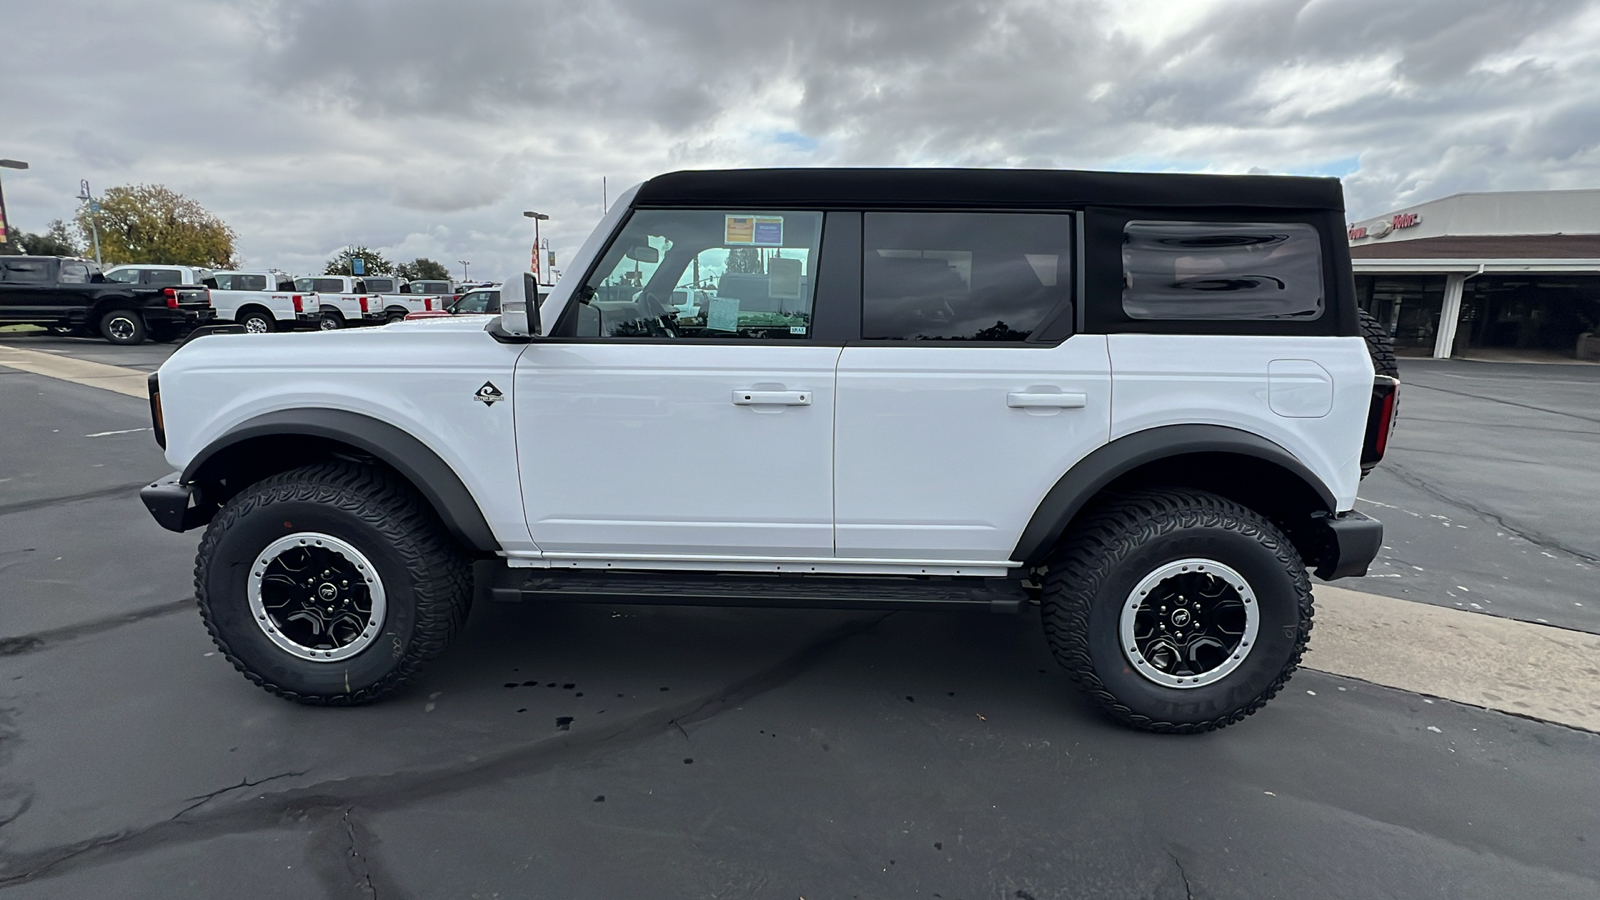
0,598,194,658
0,480,158,518
1169,850,1195,900
1403,381,1600,426
1385,461,1600,565
172,770,309,820
341,807,379,900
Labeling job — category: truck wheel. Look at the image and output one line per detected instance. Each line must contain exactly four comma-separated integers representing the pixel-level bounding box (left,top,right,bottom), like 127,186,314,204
240,310,277,334
194,461,471,705
320,313,344,331
1359,309,1399,379
1041,489,1313,734
99,309,147,345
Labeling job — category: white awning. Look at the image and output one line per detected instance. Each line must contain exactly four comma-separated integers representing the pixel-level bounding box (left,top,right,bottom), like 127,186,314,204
1352,258,1600,275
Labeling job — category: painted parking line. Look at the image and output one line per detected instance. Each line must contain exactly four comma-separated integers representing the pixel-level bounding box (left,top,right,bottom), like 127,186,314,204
0,344,148,398
1309,585,1600,733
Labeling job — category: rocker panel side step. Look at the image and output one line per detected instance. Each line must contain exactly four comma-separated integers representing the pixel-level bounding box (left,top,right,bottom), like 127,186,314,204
490,570,1026,614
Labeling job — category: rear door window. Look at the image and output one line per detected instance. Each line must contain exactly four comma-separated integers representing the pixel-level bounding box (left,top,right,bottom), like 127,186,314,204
861,212,1071,342
1,259,52,284
103,268,139,284
1122,221,1324,320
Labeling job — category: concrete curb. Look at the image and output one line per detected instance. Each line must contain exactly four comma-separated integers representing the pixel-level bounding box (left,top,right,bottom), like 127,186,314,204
0,344,148,398
1309,584,1600,733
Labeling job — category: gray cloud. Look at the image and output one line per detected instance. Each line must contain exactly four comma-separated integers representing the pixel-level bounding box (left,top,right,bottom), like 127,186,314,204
2,0,1598,277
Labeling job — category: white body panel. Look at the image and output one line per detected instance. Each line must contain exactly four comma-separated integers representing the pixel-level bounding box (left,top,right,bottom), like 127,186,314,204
157,319,535,551
834,336,1112,561
209,290,305,324
1106,335,1373,511
513,343,840,557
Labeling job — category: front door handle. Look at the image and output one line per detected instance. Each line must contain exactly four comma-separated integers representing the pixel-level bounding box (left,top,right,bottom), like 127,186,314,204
733,389,811,406
1007,391,1087,409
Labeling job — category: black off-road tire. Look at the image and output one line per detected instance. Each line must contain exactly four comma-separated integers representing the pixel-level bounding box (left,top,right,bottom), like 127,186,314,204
194,461,471,705
99,309,146,345
1041,489,1313,734
1359,309,1399,379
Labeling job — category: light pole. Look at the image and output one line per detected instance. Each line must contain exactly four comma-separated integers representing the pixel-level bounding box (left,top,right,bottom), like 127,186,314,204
0,159,27,248
458,260,470,283
523,210,549,285
77,179,102,265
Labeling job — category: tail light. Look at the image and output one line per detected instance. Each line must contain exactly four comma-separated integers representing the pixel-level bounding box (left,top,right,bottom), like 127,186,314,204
291,294,304,313
163,287,179,309
147,373,166,449
1361,376,1399,474
425,298,433,311
359,296,369,313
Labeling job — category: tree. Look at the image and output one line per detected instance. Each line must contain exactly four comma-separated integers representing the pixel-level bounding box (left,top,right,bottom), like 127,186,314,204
397,257,450,281
1,220,82,257
75,184,237,267
726,247,764,274
325,245,393,276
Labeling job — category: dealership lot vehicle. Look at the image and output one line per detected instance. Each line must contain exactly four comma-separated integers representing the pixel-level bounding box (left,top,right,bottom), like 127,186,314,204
102,263,213,288
205,269,318,333
292,275,381,329
142,168,1395,732
0,255,212,344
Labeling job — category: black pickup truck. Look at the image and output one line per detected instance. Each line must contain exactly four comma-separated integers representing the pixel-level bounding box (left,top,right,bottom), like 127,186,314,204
0,256,213,344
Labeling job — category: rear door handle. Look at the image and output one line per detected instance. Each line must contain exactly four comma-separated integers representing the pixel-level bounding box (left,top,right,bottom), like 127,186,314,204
1007,391,1087,409
733,390,811,406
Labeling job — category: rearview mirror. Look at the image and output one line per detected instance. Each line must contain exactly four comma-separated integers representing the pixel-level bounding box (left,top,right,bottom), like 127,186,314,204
499,272,542,337
625,246,659,263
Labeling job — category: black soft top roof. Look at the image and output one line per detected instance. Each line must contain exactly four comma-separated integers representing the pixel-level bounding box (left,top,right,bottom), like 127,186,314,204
634,168,1345,212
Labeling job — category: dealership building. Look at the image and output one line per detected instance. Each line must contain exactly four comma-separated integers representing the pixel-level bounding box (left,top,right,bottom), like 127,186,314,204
1348,188,1600,360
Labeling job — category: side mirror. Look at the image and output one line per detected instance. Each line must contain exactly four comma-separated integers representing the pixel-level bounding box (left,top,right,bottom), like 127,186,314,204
625,246,659,263
499,272,542,337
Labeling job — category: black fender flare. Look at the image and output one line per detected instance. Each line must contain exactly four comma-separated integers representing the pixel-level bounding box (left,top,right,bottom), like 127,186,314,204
1010,424,1337,564
182,408,500,552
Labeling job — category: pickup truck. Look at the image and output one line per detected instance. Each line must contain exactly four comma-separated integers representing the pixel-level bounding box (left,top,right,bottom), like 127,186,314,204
293,276,383,330
1,255,212,344
355,275,449,323
103,264,214,288
207,270,321,333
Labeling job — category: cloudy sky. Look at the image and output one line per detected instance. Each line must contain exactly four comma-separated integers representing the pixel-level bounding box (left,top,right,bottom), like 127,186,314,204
3,0,1599,279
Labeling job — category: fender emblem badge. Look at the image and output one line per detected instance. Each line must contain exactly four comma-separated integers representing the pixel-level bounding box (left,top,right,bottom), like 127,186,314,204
474,382,504,406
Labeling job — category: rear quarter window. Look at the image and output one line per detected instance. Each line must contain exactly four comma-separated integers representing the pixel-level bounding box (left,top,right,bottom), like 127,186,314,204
1122,221,1323,321
1,260,52,284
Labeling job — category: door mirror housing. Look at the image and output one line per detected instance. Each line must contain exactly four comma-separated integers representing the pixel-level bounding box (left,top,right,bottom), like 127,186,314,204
499,272,542,337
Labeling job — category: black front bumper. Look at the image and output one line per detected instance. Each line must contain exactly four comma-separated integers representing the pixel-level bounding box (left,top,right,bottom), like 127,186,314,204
140,472,212,532
1314,510,1383,581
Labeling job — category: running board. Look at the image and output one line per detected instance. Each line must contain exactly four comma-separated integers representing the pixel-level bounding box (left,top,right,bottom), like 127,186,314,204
490,570,1026,614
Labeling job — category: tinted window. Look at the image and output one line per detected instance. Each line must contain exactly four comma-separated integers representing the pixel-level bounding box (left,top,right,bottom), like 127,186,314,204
862,213,1070,342
145,269,183,286
2,260,51,284
573,209,823,340
216,273,268,291
454,290,499,314
311,278,346,293
411,280,451,295
103,268,139,284
1122,222,1324,320
364,277,397,293
59,263,91,284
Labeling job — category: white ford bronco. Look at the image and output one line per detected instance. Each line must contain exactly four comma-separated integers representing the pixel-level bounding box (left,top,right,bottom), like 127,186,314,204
141,169,1397,733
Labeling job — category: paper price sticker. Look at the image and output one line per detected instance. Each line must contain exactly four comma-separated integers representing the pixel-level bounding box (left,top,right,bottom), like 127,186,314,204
726,215,783,246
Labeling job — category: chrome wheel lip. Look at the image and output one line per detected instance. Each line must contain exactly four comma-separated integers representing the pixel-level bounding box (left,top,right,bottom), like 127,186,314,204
106,316,136,339
1119,557,1259,690
247,532,387,662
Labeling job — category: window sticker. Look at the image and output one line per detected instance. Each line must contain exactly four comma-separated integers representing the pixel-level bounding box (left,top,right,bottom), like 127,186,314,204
706,297,740,332
768,256,802,300
725,215,784,246
790,326,807,335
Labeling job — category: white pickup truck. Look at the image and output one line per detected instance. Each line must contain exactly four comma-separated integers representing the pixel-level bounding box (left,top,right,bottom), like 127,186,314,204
357,275,450,323
207,270,320,333
293,276,384,330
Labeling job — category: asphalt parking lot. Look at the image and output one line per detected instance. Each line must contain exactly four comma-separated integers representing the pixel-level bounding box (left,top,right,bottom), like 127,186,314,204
1,332,1598,898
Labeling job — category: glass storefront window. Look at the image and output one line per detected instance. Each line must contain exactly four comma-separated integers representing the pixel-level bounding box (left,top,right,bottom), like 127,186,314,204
1356,275,1446,356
